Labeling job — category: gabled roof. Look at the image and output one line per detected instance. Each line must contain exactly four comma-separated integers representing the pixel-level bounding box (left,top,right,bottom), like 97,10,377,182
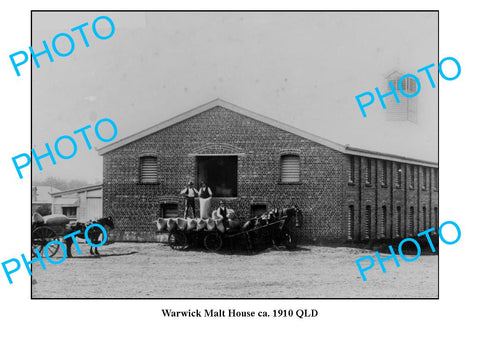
97,98,345,155
97,98,437,167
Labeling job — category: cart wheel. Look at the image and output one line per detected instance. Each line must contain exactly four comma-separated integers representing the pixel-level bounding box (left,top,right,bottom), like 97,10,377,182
168,231,188,250
32,227,60,257
204,233,223,251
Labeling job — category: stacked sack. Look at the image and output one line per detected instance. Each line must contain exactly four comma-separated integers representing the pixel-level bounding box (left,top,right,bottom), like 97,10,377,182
154,210,240,234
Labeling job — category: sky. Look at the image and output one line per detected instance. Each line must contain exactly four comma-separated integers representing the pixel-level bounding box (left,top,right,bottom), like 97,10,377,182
32,11,438,182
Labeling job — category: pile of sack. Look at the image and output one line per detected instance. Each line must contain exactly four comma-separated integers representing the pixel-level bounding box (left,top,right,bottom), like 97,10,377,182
32,212,70,226
155,209,240,234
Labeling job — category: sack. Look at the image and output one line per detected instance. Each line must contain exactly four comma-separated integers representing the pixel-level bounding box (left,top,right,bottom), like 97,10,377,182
167,218,177,232
177,218,187,231
197,219,207,231
206,218,216,231
32,212,44,224
155,218,167,232
199,197,212,219
43,214,70,226
187,218,197,231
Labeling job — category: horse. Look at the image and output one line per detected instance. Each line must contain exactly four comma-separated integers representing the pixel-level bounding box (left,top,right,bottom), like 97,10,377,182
65,216,115,257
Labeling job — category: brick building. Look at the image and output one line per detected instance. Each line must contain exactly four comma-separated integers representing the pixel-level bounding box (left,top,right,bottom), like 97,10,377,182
98,99,438,243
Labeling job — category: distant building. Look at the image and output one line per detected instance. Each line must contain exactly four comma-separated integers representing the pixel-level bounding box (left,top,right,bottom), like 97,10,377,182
51,184,103,222
98,99,438,243
32,186,60,213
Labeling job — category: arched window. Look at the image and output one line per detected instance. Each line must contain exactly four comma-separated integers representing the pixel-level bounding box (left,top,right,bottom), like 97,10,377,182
139,156,158,183
280,155,300,183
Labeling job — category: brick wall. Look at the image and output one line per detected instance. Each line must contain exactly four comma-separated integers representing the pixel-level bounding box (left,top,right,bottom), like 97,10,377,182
103,106,346,242
345,155,438,242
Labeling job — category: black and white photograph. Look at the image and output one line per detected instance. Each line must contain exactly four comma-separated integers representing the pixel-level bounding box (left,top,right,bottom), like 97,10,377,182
29,11,439,298
3,1,480,339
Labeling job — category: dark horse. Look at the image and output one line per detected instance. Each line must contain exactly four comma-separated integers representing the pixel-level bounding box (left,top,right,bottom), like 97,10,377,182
239,205,303,251
65,216,115,257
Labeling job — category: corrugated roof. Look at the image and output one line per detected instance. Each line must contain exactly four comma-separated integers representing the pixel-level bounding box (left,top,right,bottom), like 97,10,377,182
51,184,103,196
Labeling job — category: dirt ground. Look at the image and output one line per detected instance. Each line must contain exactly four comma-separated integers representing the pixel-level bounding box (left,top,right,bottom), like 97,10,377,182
32,241,438,298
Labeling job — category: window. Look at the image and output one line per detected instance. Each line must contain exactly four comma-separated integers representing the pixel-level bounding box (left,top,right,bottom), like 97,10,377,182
422,206,427,232
395,206,401,238
434,207,438,232
433,169,438,191
62,207,77,218
380,160,387,186
251,204,267,217
140,156,158,183
280,155,300,183
348,156,355,184
197,156,237,197
386,73,418,123
422,167,427,190
366,158,372,185
380,206,387,238
396,163,402,188
161,203,178,218
409,165,415,189
394,77,418,95
364,206,371,240
408,207,414,236
348,205,354,240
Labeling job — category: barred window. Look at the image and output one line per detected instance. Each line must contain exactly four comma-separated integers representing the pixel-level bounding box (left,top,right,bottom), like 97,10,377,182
396,206,401,238
347,205,354,240
408,206,414,236
409,165,415,189
422,206,427,232
433,169,438,191
380,160,387,186
348,156,355,184
422,167,427,190
366,159,372,185
381,206,387,238
396,163,402,188
364,206,371,240
140,156,158,183
280,155,300,183
161,203,178,218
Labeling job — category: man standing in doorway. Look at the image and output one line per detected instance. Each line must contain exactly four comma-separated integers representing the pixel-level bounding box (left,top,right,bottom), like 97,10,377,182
181,181,198,218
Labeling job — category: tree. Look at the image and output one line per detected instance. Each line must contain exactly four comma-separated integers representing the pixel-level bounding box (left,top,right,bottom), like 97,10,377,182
33,176,100,191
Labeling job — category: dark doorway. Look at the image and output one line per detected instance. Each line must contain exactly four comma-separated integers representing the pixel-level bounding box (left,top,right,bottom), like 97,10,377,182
197,156,237,197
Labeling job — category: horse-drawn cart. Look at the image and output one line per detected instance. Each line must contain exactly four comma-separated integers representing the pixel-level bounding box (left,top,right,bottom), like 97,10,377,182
156,206,302,253
31,213,115,257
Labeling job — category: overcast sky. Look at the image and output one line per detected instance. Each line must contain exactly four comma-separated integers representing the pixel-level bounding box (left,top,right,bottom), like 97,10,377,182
32,11,438,183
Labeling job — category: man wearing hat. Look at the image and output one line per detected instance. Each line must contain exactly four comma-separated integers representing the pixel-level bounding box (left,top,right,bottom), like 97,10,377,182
214,200,230,229
181,181,198,218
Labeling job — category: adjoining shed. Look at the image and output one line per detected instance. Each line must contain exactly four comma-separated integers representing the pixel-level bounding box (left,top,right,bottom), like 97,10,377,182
51,184,103,222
